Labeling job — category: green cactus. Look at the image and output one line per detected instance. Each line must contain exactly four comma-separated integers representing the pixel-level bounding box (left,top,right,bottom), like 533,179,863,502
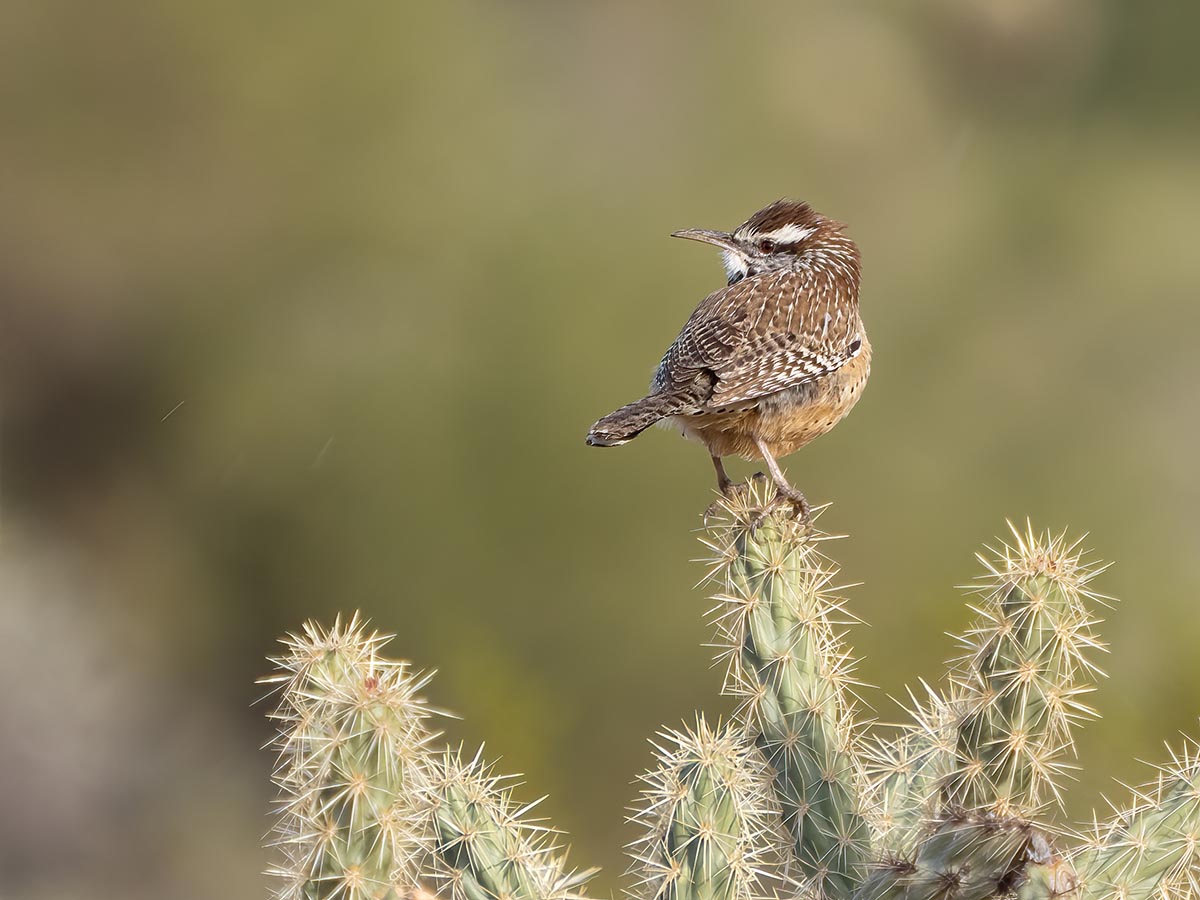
857,811,1036,900
422,746,596,900
261,614,436,900
1070,739,1200,900
865,527,1106,854
260,485,1200,900
944,530,1106,817
866,685,961,856
627,718,786,900
856,525,1107,900
702,477,873,898
263,615,595,900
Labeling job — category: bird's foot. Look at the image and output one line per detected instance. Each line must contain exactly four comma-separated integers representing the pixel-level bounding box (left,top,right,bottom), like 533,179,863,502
744,473,795,533
770,484,811,524
750,478,811,532
703,474,811,532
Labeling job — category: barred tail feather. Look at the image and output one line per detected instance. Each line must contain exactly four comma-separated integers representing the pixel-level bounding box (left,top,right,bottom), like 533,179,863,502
586,393,689,446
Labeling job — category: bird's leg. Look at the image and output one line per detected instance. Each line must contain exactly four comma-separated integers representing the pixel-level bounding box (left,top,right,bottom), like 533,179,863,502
711,454,733,495
754,437,811,521
703,454,738,523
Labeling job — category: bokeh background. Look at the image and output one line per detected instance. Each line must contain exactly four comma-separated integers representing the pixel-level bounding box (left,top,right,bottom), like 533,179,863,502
3,1,1200,897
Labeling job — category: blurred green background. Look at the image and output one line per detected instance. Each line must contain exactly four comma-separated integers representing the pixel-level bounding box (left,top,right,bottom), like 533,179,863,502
2,1,1199,897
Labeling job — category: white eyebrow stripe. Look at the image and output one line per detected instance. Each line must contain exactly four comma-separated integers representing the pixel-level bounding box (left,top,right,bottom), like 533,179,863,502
757,223,816,244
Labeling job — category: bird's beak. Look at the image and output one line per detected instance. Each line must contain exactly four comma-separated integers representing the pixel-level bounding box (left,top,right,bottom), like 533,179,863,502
670,228,739,254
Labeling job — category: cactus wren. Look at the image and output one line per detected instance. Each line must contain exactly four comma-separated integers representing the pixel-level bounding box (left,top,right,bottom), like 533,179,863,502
586,199,870,513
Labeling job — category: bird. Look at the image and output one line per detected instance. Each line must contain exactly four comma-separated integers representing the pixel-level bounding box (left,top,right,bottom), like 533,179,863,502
585,198,870,515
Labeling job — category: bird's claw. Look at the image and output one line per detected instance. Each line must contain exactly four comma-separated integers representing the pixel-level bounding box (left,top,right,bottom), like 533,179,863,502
704,478,747,523
772,487,811,523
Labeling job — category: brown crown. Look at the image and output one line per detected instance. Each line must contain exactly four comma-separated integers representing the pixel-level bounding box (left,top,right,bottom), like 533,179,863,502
736,198,842,239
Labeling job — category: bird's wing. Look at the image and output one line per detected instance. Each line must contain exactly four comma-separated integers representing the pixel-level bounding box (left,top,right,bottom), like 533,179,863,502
652,277,762,394
654,270,862,408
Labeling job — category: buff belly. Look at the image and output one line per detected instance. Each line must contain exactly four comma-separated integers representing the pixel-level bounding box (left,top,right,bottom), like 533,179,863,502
669,348,871,461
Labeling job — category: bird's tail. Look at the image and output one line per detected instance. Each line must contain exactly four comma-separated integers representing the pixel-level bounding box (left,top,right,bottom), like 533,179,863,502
586,393,691,447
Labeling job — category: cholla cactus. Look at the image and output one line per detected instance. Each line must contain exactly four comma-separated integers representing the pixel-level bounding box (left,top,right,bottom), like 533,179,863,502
858,525,1109,900
261,614,436,900
1070,739,1200,900
628,718,787,900
263,615,594,900
701,477,873,898
944,531,1106,817
422,746,596,900
261,482,1200,900
865,527,1106,854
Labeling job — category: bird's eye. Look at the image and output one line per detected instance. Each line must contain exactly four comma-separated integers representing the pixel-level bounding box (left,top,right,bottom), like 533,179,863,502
757,239,777,254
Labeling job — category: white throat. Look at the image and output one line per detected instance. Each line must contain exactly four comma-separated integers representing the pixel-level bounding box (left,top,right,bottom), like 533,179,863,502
721,249,749,283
